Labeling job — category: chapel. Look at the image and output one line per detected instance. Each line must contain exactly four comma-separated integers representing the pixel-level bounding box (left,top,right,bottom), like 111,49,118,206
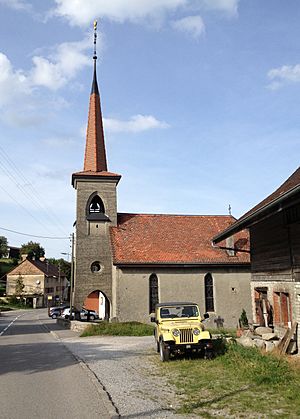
72,26,251,328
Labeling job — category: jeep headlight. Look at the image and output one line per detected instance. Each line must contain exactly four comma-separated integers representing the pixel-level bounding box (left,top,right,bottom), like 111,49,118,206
172,328,180,337
193,328,200,336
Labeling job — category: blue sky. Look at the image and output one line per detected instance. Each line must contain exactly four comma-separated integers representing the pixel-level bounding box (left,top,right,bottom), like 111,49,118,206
0,0,299,258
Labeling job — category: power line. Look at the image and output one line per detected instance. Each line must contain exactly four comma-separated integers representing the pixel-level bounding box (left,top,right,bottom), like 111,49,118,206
0,145,68,236
0,226,69,239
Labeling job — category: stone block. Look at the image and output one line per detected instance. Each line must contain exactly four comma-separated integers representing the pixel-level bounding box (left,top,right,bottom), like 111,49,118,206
261,333,278,341
265,341,274,352
237,336,255,348
255,326,272,336
253,338,265,349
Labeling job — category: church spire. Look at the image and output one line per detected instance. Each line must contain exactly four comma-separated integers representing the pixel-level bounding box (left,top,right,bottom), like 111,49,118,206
83,20,108,172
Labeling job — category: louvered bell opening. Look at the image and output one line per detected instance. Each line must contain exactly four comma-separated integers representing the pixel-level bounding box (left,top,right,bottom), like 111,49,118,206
179,328,193,343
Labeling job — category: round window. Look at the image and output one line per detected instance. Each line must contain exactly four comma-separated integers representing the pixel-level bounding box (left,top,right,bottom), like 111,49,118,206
91,261,102,273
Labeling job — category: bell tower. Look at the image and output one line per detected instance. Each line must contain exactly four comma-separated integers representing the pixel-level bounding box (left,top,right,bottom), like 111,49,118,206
72,21,121,318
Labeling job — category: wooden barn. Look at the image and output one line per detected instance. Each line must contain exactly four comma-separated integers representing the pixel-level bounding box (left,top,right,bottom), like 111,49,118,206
213,167,300,350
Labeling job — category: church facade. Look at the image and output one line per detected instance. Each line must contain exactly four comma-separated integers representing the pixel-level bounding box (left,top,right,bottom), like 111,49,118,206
72,37,251,328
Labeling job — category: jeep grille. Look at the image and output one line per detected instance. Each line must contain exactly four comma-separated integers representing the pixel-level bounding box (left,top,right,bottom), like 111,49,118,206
179,328,193,343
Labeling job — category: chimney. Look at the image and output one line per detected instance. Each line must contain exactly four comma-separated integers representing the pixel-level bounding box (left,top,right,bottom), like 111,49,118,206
21,254,28,261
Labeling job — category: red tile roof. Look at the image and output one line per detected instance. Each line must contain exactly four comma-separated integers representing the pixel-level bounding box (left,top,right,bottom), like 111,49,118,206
84,88,107,172
72,170,121,177
72,170,121,186
110,213,250,265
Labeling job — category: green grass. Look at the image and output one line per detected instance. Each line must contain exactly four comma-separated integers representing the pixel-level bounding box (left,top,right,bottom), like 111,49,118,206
81,321,155,337
159,342,300,418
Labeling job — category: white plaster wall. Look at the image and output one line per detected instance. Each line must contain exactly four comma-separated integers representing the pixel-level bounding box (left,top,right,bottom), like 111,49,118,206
116,267,251,328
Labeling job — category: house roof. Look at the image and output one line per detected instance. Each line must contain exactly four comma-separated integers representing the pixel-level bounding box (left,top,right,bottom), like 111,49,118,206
212,166,300,244
110,213,250,265
8,259,66,277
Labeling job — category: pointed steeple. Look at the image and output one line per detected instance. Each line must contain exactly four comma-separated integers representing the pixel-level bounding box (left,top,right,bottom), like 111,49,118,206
83,20,107,172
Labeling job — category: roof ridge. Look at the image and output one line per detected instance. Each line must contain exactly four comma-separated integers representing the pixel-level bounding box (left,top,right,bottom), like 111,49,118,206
117,212,235,218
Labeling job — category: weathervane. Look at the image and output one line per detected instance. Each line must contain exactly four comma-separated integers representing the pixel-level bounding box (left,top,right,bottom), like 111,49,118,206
93,20,97,60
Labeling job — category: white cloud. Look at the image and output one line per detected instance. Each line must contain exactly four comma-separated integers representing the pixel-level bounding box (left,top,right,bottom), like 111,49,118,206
0,35,92,123
172,15,205,39
0,0,31,11
198,0,239,16
0,53,31,107
267,64,300,90
104,115,169,133
52,0,187,26
52,0,239,27
30,37,91,90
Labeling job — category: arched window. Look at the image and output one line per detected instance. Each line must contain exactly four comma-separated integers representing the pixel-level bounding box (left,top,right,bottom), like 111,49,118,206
149,274,159,313
86,194,108,221
89,195,104,214
204,273,214,312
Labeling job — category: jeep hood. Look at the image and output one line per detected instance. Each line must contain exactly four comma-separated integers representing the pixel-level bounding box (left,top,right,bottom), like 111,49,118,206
161,319,201,328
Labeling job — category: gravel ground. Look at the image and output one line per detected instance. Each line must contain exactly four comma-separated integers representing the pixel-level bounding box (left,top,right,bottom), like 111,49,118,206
61,335,195,419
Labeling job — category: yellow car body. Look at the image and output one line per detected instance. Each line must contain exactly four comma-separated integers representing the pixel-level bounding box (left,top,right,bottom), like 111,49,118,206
152,302,214,361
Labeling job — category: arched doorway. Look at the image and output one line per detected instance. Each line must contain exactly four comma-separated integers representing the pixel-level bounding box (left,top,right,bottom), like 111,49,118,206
83,290,110,320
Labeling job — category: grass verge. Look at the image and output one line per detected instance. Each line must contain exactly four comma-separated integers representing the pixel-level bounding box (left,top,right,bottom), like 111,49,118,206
81,321,154,337
159,342,300,418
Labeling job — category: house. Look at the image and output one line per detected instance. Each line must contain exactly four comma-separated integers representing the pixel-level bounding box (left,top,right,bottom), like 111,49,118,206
72,29,252,327
6,258,68,308
212,167,300,346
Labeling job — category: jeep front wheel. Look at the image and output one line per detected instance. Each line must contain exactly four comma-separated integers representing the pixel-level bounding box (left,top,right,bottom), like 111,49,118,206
159,340,170,362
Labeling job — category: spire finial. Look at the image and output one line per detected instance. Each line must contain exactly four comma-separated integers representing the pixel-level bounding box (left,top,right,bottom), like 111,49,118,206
91,20,99,95
228,204,232,216
93,20,97,60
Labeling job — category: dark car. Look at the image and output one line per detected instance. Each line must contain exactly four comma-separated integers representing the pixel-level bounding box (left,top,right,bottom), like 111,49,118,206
80,308,99,321
49,305,69,319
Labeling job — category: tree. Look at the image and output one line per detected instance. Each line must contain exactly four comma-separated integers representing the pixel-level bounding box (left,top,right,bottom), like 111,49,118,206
0,236,8,258
48,258,71,281
20,241,45,260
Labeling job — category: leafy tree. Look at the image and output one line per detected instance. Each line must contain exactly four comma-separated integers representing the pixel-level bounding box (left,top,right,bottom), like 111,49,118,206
0,236,8,258
48,258,71,281
15,274,25,297
20,241,45,260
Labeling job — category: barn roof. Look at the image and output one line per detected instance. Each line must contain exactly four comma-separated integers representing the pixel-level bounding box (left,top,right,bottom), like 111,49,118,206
212,166,300,244
110,213,250,265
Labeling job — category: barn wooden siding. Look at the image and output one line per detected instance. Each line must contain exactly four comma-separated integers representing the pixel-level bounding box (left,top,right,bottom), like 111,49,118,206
250,207,300,282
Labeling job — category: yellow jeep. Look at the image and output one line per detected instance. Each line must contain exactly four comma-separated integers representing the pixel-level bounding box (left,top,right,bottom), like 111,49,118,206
151,302,214,361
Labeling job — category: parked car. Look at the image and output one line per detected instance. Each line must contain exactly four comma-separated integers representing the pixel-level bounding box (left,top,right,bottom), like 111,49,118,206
48,305,69,319
61,307,79,320
151,302,214,361
61,307,99,321
80,308,99,321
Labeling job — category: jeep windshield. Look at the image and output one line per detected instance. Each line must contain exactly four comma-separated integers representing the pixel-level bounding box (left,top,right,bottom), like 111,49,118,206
159,305,199,319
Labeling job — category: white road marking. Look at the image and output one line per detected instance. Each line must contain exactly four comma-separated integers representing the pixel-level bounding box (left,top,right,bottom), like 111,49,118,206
0,314,23,336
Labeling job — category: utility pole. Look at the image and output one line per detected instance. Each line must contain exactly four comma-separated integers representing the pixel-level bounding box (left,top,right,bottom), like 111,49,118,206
69,233,75,320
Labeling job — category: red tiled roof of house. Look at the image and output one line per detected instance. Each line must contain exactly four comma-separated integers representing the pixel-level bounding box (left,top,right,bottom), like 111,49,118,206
110,213,250,265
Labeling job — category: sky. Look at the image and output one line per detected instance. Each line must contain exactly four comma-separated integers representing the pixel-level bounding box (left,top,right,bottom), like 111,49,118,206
0,0,300,259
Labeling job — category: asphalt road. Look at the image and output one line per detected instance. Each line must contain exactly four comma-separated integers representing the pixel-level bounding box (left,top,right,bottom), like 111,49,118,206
0,309,116,419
